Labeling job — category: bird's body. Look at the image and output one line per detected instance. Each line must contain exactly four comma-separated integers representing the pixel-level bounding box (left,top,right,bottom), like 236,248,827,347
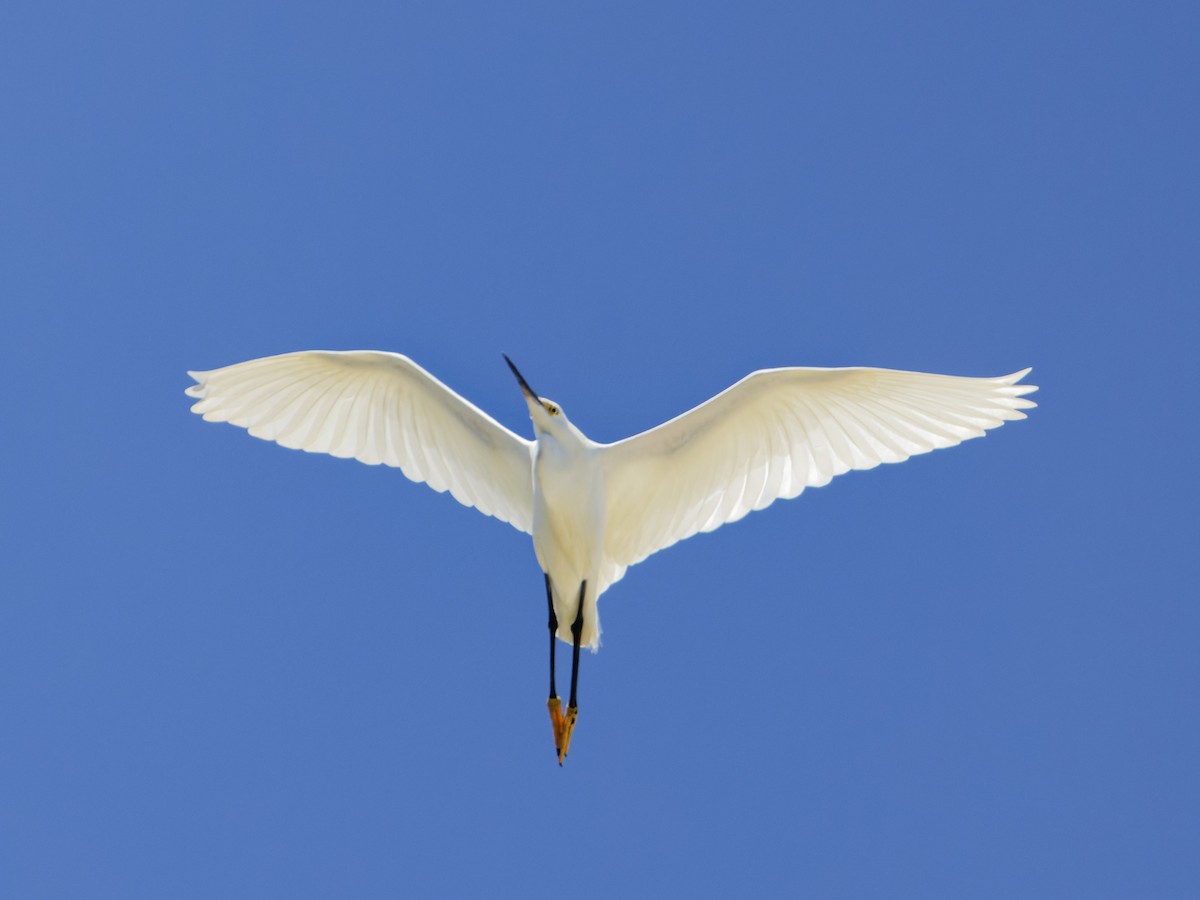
531,418,605,647
187,350,1037,762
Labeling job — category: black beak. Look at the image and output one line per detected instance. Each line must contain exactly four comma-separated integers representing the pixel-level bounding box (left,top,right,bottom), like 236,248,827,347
503,354,540,403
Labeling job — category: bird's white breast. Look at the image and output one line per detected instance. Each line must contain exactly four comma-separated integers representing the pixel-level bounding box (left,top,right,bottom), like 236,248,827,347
531,438,606,585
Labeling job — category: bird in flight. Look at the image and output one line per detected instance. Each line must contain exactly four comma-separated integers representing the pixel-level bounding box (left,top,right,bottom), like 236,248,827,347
186,352,1036,764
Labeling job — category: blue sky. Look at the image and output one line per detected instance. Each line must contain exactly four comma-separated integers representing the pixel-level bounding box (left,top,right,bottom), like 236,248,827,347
3,1,1197,896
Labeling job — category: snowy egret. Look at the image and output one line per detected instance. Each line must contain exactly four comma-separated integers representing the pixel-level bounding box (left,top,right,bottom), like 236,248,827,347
186,352,1037,763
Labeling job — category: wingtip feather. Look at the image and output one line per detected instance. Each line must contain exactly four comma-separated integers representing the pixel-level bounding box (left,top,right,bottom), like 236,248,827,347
185,371,209,400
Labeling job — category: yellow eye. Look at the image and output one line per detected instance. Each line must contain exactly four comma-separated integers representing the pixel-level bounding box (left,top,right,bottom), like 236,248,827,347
546,404,559,416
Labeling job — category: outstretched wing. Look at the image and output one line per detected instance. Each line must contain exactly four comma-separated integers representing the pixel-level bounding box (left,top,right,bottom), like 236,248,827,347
187,351,534,533
601,366,1036,569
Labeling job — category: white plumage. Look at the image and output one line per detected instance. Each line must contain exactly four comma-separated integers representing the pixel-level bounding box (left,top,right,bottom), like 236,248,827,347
187,351,1037,650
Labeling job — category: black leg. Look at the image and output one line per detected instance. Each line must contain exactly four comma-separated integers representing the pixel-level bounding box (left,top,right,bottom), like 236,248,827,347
545,573,558,701
568,580,586,710
554,580,586,763
545,574,564,760
547,578,587,765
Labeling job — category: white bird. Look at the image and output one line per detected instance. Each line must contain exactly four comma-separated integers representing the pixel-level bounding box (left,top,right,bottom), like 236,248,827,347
186,351,1037,763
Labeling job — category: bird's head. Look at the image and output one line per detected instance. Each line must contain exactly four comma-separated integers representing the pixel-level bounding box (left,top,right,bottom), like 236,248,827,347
503,355,577,440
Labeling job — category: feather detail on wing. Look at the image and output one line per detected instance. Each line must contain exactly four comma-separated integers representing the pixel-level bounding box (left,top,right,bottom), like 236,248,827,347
186,351,535,533
600,366,1037,569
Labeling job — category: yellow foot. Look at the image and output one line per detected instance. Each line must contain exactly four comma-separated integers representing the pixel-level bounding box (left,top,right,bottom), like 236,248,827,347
547,697,564,758
558,705,578,765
